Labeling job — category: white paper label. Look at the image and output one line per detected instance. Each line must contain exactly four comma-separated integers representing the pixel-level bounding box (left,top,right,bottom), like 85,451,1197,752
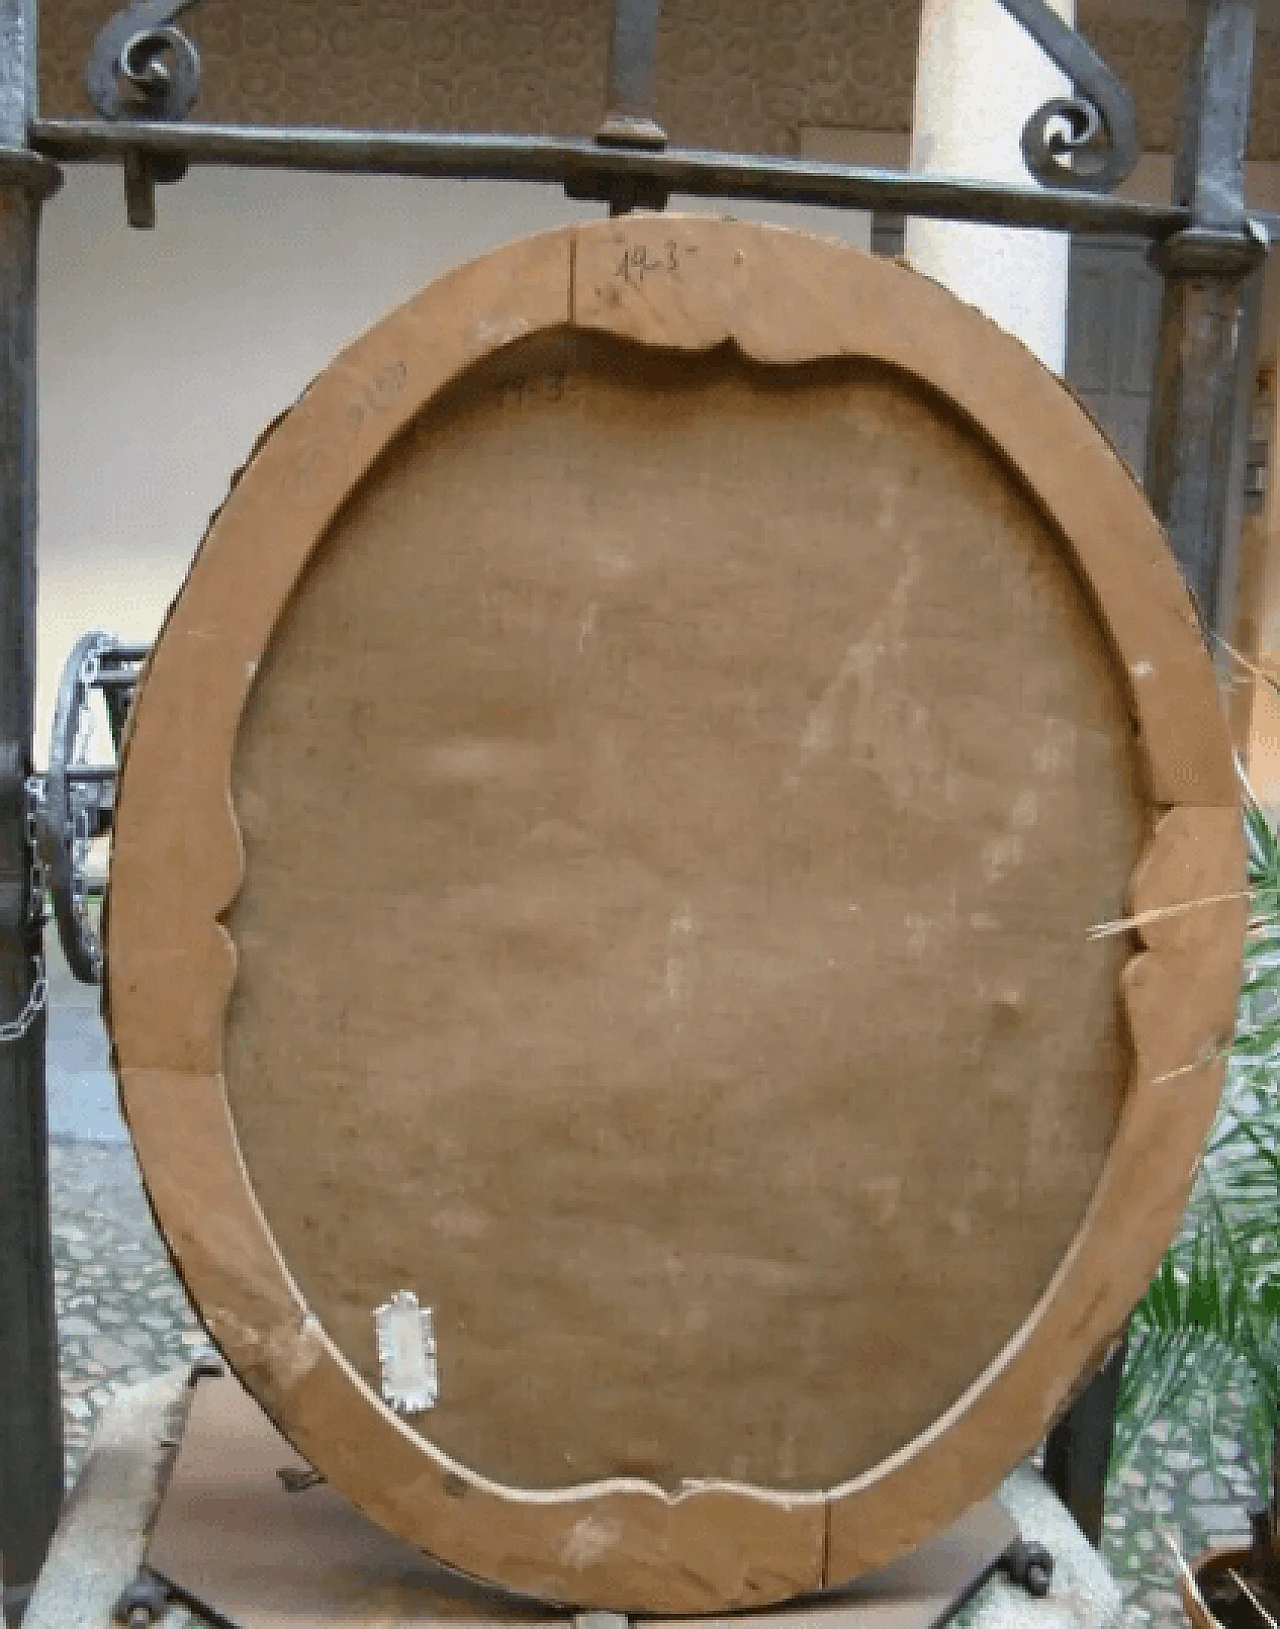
374,1290,439,1414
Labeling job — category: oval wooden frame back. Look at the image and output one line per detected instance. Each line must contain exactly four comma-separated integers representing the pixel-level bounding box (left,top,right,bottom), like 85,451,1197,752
107,218,1246,1614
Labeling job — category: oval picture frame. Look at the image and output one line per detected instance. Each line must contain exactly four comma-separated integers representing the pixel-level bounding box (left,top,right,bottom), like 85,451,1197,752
107,217,1245,1614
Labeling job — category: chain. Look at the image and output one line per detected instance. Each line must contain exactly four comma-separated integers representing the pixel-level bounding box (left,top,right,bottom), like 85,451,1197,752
71,798,101,979
0,633,122,1038
26,773,48,912
0,958,48,1044
68,637,114,982
0,774,50,1044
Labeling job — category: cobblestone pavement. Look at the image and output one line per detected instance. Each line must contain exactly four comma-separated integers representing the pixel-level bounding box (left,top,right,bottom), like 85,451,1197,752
50,1135,1255,1627
1103,1402,1257,1629
51,1139,206,1486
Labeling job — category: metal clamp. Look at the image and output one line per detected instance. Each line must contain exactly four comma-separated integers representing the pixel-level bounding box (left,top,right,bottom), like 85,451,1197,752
1151,219,1270,279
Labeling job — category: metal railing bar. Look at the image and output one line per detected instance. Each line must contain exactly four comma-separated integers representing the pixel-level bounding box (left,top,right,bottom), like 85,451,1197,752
29,118,1202,239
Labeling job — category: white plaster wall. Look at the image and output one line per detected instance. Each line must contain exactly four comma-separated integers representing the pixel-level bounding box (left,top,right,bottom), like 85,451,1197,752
36,168,872,761
35,169,590,763
905,0,1075,371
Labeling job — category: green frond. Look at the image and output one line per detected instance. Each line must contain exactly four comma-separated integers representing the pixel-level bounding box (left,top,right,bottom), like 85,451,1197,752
1113,776,1280,1488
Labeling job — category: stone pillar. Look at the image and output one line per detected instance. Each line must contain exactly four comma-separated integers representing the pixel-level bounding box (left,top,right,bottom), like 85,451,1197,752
906,0,1074,372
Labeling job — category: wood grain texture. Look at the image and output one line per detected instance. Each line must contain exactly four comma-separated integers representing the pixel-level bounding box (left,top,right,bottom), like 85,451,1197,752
107,218,1245,1612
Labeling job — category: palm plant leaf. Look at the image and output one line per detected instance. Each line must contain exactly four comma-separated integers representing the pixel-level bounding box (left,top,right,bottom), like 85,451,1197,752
1113,769,1280,1487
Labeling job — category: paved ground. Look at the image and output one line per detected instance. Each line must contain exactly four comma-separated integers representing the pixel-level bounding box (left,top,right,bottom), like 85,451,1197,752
43,929,1257,1628
44,922,207,1479
45,914,127,1147
1103,1410,1254,1629
51,1141,206,1482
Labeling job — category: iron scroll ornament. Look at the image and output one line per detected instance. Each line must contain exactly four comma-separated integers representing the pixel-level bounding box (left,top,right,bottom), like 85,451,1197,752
81,0,1138,202
995,0,1141,194
85,0,204,122
84,0,206,225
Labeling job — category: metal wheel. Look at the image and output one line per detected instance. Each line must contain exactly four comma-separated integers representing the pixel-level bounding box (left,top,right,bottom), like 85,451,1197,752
40,630,147,984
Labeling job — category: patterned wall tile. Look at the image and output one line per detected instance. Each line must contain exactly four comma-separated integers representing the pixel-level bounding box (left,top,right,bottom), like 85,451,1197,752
32,0,1280,165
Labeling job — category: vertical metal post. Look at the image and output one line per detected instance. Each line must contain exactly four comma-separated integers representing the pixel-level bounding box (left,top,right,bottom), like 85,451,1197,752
589,0,669,216
1045,0,1262,1546
0,1,61,1620
595,0,665,150
1145,0,1265,631
1041,1341,1127,1547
